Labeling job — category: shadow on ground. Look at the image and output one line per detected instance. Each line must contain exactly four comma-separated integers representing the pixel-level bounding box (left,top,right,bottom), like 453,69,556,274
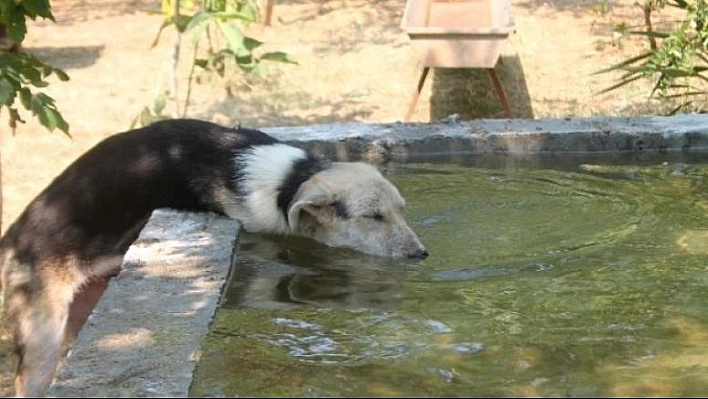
27,45,105,70
429,54,533,120
51,0,158,25
515,0,613,16
198,85,378,127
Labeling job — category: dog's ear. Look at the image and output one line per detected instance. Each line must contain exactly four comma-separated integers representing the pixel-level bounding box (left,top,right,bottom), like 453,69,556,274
287,182,334,232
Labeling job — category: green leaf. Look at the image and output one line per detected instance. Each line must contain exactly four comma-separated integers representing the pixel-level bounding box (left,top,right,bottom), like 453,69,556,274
0,79,14,104
7,9,28,43
211,11,256,23
19,65,41,84
20,0,55,20
259,52,298,65
0,68,22,88
24,92,70,135
154,91,167,115
217,20,245,53
625,30,671,39
41,64,53,78
52,109,70,135
139,107,153,127
662,90,708,98
203,0,224,12
129,115,140,130
663,67,697,77
18,87,31,109
594,52,653,75
0,53,20,70
596,75,644,94
53,68,70,82
39,106,56,130
236,62,255,73
194,58,209,69
0,0,12,15
243,36,263,51
667,101,689,115
185,11,212,31
174,14,193,32
236,2,259,22
191,25,210,46
649,76,663,97
235,53,253,66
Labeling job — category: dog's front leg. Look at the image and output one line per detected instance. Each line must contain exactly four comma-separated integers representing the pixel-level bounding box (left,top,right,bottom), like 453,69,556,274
66,275,114,340
12,294,71,397
5,270,77,397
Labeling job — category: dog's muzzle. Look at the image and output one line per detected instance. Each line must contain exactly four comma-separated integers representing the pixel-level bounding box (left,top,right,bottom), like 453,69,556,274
408,248,429,259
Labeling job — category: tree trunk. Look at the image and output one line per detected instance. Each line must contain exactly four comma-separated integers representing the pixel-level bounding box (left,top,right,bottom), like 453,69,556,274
644,6,657,50
0,108,4,233
0,23,20,52
638,1,658,51
171,1,181,116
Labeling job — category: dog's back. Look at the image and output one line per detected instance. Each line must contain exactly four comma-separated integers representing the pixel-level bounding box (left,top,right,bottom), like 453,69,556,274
0,119,275,396
2,119,276,270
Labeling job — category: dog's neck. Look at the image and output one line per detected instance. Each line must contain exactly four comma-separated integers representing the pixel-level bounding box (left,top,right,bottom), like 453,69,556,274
234,143,328,234
276,155,330,222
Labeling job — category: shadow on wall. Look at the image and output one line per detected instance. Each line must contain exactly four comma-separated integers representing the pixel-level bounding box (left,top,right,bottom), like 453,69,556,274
429,54,533,120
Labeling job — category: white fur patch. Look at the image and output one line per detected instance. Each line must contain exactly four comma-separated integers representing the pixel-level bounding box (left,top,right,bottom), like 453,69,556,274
235,144,307,233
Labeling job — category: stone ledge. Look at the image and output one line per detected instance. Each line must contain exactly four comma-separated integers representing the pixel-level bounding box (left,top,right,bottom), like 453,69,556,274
262,115,708,161
48,210,239,397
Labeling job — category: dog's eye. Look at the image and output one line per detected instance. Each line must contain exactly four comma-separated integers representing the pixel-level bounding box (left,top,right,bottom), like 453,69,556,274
366,213,385,222
332,200,350,219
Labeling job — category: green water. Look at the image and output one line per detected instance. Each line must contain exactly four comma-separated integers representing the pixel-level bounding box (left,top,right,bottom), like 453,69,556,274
191,156,708,397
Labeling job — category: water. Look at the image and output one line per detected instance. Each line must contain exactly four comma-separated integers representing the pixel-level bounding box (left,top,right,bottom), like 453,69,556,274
191,154,708,397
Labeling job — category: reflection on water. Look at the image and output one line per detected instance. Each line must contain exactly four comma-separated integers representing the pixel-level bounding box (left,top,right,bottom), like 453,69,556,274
222,234,407,310
191,155,708,397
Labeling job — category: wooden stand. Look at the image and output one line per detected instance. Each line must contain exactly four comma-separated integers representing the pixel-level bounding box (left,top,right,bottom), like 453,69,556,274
401,0,515,121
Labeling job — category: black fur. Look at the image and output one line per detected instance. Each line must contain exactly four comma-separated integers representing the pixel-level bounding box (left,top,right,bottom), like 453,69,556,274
276,155,330,223
1,119,279,271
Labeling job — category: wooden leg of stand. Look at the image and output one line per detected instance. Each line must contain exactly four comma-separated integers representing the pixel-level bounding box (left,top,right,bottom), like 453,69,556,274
261,0,274,26
487,68,513,118
404,67,430,122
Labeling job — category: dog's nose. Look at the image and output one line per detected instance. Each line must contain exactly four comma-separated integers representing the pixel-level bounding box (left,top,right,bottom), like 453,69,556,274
408,248,429,259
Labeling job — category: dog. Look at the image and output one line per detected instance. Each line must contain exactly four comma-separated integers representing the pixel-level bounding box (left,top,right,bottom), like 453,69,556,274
0,118,428,397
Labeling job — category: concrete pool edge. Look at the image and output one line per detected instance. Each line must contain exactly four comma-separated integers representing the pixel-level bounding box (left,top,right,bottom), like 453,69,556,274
47,114,708,396
264,114,708,161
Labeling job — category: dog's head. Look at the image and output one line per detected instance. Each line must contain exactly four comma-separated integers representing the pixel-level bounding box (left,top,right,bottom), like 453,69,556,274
287,163,428,259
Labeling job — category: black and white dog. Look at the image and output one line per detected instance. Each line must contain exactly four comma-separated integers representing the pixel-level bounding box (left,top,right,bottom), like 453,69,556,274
0,118,427,396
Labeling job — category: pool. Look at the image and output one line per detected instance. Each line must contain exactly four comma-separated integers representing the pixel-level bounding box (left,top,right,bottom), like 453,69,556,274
190,153,708,397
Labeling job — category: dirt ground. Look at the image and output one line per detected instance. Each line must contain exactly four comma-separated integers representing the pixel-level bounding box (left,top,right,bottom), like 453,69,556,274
0,0,695,395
